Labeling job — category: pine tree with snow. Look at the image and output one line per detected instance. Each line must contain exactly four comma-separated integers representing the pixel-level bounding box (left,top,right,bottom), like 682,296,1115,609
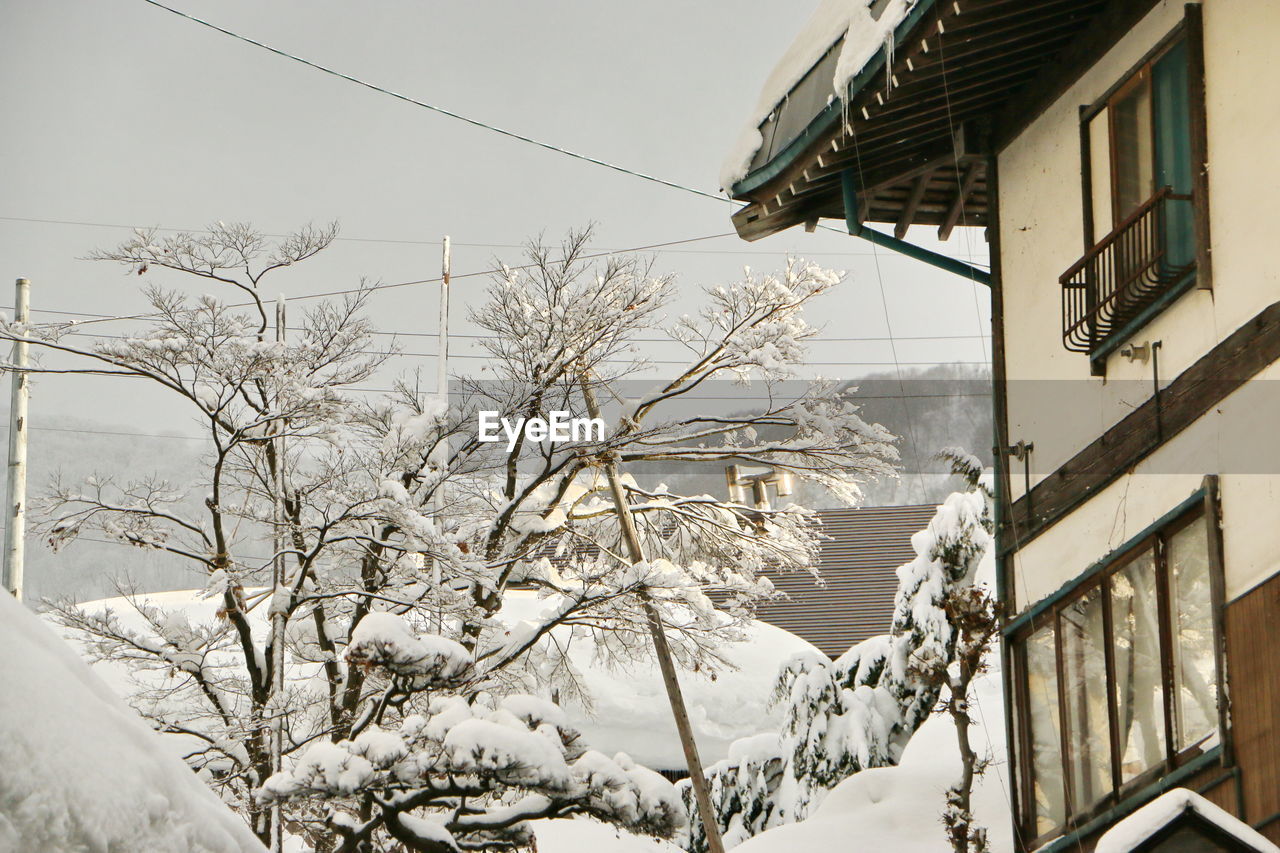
10,225,897,851
683,448,992,852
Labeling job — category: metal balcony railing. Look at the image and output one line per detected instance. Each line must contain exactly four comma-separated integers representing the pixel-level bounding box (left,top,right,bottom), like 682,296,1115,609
1062,187,1196,353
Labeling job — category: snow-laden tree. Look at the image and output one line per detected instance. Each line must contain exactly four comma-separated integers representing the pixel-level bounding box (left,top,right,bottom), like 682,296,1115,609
258,611,685,851
683,451,992,852
7,224,897,851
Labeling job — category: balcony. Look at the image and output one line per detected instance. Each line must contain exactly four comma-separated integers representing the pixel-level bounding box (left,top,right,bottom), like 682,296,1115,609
1061,187,1196,357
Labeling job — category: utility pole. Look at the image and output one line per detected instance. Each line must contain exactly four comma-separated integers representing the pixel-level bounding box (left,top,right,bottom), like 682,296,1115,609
579,373,726,853
437,236,450,420
431,238,450,627
3,278,30,600
269,294,287,853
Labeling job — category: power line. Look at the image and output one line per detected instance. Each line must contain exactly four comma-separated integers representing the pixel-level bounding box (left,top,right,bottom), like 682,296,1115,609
0,214,991,264
137,0,729,205
11,231,743,327
3,306,991,345
27,323,994,366
0,391,991,445
0,423,207,442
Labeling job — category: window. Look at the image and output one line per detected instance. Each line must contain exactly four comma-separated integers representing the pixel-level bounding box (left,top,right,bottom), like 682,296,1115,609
1013,505,1223,842
1061,11,1209,362
1089,36,1195,268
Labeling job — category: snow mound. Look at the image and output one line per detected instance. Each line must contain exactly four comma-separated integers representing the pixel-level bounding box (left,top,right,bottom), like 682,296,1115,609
531,816,685,853
496,590,823,771
720,0,917,191
733,667,1010,853
62,588,818,776
0,591,265,853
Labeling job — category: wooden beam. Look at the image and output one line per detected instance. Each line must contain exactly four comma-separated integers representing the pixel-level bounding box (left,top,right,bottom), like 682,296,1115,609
938,161,983,240
992,0,1164,151
895,172,932,238
1000,299,1280,556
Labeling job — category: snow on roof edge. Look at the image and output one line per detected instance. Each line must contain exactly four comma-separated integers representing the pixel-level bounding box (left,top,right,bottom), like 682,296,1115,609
719,0,920,194
1093,789,1280,853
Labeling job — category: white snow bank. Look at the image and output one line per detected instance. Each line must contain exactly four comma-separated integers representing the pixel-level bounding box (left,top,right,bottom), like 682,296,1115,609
496,591,822,771
531,816,685,853
0,591,265,853
65,589,819,775
1095,789,1280,853
733,667,1011,853
720,0,917,191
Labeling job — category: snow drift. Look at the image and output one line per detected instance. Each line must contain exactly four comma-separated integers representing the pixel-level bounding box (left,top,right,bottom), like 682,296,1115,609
0,591,265,853
495,590,823,771
733,667,1010,853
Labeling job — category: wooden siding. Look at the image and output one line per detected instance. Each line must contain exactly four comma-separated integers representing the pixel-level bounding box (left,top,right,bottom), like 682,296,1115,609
1224,573,1280,842
756,504,937,660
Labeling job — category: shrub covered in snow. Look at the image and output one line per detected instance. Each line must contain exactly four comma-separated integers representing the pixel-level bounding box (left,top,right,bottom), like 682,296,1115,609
259,612,685,850
683,456,992,851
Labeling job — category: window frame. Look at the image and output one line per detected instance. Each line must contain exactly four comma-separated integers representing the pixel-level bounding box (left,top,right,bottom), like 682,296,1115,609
1072,7,1212,372
1008,481,1229,848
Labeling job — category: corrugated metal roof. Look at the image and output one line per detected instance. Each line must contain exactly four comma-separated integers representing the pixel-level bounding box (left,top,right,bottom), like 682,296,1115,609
755,504,937,660
520,503,936,662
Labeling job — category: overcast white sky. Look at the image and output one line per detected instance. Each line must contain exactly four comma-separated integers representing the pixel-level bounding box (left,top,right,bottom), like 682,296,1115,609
0,0,990,433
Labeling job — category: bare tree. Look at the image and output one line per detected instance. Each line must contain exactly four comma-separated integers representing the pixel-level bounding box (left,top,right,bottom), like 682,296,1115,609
7,225,898,851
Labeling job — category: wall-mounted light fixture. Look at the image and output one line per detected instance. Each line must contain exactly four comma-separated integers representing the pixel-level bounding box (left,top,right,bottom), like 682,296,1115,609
1120,341,1151,363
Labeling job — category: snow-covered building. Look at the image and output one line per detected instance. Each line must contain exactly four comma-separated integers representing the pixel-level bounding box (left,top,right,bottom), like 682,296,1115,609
722,0,1280,850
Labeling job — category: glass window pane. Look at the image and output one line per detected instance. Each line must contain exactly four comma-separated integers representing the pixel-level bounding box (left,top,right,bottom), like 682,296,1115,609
1168,516,1218,751
1110,549,1166,782
1089,108,1114,236
1025,626,1065,834
1061,588,1112,810
1113,74,1155,220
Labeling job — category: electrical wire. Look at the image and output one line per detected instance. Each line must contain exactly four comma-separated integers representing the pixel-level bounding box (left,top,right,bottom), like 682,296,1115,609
0,214,995,264
137,0,729,205
0,304,992,345
0,231,741,328
841,115,931,501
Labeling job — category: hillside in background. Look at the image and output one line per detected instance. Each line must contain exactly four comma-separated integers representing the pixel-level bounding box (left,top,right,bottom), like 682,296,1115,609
2,415,207,602
6,364,990,601
844,363,992,506
623,363,992,509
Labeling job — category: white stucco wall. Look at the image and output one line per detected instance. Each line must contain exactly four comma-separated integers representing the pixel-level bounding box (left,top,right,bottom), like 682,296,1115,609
997,0,1280,500
1010,358,1280,613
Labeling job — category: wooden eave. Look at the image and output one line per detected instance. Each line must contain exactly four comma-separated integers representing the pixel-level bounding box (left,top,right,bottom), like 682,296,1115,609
730,0,1160,242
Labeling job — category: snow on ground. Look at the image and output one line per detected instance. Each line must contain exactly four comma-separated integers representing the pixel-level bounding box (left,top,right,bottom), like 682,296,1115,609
720,0,917,191
0,591,265,853
497,590,822,771
733,666,1011,853
531,817,685,853
67,588,820,774
56,588,816,849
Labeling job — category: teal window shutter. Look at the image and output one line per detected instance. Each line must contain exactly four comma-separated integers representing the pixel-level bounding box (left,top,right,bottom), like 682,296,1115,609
1153,39,1195,271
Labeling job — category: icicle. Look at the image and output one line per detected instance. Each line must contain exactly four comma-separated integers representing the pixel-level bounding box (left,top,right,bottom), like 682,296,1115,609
884,32,895,96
